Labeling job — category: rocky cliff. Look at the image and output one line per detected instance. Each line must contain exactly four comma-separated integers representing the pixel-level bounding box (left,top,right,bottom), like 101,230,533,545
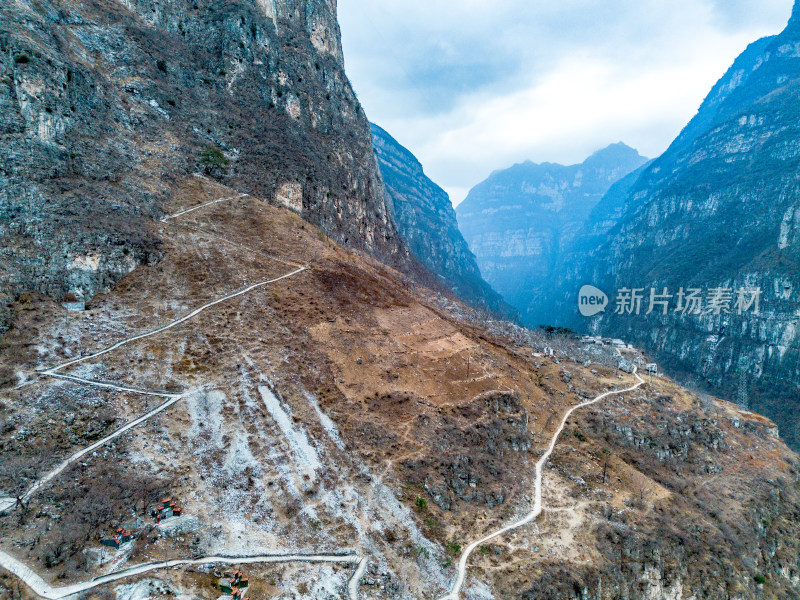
0,0,407,332
370,123,515,318
1,3,800,599
567,4,800,451
456,144,647,326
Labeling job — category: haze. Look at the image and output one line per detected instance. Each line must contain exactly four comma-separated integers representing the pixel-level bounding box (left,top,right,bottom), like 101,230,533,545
339,0,794,205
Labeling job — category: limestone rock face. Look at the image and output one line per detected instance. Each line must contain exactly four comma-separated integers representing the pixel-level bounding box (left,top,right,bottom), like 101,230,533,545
560,4,800,450
370,123,515,318
456,143,647,326
0,0,406,329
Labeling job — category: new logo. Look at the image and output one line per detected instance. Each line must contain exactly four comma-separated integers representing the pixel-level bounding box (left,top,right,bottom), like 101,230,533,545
578,285,608,317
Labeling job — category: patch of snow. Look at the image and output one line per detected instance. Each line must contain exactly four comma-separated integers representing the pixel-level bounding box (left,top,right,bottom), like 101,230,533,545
304,391,344,450
188,389,226,447
311,564,347,598
157,515,201,538
463,579,496,600
115,578,174,600
258,385,321,474
224,429,260,477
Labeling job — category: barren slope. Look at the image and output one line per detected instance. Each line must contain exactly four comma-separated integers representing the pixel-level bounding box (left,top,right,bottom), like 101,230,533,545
0,178,798,600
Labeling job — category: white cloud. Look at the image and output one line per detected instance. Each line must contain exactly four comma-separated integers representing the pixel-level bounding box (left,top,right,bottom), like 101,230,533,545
339,0,794,205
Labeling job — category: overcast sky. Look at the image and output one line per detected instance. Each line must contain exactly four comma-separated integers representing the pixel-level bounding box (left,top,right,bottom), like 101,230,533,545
338,0,794,206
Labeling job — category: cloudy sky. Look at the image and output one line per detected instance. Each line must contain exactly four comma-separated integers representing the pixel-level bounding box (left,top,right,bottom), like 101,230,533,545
338,0,794,205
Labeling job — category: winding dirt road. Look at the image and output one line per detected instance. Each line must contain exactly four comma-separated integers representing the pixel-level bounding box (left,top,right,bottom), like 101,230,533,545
0,550,360,600
0,189,645,600
3,266,307,514
0,389,192,515
38,266,307,376
0,193,368,599
436,367,644,600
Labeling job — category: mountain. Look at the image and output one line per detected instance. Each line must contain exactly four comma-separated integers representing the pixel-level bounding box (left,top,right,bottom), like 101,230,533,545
0,178,799,600
456,144,648,326
566,4,800,450
370,123,515,318
1,2,800,600
0,0,409,334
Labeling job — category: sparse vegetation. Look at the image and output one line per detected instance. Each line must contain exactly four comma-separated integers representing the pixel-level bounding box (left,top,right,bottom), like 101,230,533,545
413,546,430,559
13,53,29,64
414,496,428,512
199,144,229,178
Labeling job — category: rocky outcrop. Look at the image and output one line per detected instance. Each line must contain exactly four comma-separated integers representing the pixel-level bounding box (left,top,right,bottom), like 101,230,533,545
456,143,647,326
402,391,531,511
564,3,800,451
0,0,407,330
370,123,515,318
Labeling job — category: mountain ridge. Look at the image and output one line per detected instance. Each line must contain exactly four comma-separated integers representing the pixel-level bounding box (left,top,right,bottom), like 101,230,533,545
371,122,517,319
456,142,648,326
556,2,800,451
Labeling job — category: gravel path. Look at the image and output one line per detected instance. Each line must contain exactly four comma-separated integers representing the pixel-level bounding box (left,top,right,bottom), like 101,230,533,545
436,367,644,600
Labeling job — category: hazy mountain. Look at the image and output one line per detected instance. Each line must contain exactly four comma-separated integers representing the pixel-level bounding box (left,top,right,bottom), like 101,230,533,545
371,123,515,318
569,3,800,450
456,143,648,325
0,2,799,600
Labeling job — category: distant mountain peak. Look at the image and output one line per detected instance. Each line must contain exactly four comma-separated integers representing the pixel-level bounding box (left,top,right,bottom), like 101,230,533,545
508,143,645,173
582,142,646,169
456,142,648,326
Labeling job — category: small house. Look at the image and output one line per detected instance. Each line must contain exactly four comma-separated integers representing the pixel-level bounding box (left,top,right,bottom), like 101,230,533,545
645,363,658,375
151,497,183,522
219,572,249,595
101,527,133,549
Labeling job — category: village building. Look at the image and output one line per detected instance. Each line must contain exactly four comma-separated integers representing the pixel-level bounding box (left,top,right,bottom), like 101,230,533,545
219,571,249,595
101,527,133,549
151,497,183,523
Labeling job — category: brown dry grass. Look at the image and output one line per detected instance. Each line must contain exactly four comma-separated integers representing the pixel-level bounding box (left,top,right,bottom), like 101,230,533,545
1,178,799,600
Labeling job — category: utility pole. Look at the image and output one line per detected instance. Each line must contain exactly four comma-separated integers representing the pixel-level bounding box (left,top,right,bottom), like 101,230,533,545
466,353,470,380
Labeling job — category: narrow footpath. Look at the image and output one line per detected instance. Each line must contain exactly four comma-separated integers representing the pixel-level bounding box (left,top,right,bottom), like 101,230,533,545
436,367,644,600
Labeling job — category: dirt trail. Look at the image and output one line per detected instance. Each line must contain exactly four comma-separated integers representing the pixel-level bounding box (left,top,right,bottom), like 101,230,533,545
0,192,371,600
38,266,307,375
0,389,192,515
436,367,644,600
160,193,248,222
0,550,361,600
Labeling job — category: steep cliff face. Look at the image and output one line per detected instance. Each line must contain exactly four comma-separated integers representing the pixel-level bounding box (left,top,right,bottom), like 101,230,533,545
370,123,515,318
571,5,800,450
0,0,406,331
456,144,647,326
